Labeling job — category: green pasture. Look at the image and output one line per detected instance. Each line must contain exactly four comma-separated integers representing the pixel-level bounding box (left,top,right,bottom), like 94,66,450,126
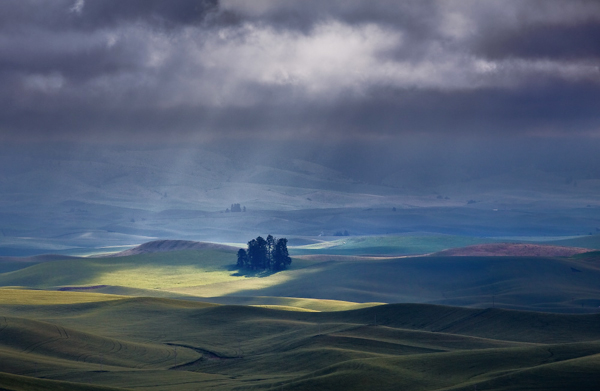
0,289,126,305
290,234,498,256
1,239,599,389
1,245,600,312
0,249,241,290
290,233,600,257
546,234,600,249
0,296,599,390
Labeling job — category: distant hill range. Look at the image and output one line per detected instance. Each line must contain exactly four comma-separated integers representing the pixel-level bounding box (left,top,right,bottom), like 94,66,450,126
1,144,600,255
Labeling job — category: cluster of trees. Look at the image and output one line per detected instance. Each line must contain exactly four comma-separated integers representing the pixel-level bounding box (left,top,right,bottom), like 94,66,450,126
226,203,246,213
237,235,291,271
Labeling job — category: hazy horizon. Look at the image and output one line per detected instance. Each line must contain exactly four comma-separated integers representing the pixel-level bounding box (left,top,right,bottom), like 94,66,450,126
1,1,600,254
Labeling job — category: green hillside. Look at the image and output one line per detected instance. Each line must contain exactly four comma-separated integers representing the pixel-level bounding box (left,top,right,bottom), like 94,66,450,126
2,247,600,313
0,289,126,305
290,234,498,256
0,372,127,391
0,249,238,290
546,234,600,249
202,254,600,313
0,296,599,390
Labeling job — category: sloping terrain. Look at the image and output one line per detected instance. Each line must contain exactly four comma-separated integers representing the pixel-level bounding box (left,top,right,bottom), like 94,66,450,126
112,240,238,256
291,235,600,257
290,235,499,256
431,243,592,257
0,255,82,273
0,249,239,290
173,252,600,313
1,245,600,313
0,295,599,390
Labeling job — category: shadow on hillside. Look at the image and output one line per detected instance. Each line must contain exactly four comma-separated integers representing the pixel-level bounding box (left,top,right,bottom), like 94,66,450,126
228,265,280,278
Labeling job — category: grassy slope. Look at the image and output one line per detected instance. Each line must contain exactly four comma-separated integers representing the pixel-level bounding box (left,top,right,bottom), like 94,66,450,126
290,234,600,257
546,234,600,249
2,247,600,312
0,372,129,391
0,289,126,305
290,235,499,256
0,316,199,372
0,297,599,390
0,249,240,290
217,254,600,313
201,296,384,312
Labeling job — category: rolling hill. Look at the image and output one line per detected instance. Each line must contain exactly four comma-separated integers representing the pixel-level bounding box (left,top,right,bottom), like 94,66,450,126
430,243,592,257
1,239,600,390
1,241,599,313
0,294,599,390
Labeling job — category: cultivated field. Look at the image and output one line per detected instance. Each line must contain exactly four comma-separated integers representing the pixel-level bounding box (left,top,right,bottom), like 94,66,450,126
1,240,599,312
0,291,599,390
1,239,599,390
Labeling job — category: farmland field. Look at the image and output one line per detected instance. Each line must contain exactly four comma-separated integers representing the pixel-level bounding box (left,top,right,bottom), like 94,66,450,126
1,239,599,390
0,290,599,390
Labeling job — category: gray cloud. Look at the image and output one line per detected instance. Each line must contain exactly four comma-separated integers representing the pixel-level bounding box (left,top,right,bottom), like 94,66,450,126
476,21,600,61
0,0,218,31
0,0,599,144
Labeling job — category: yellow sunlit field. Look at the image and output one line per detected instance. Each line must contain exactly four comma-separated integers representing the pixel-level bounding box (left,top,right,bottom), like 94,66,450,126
0,288,125,305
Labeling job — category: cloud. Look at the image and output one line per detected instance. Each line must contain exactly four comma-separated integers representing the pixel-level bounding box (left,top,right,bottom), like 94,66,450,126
70,0,85,15
0,0,599,143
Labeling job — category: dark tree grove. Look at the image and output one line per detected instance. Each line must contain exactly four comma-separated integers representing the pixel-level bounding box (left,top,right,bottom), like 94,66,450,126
237,235,291,271
230,203,244,212
236,249,247,268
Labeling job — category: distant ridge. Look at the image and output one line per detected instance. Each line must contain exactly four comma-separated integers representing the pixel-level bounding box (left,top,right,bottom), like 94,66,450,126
432,243,592,257
112,240,239,256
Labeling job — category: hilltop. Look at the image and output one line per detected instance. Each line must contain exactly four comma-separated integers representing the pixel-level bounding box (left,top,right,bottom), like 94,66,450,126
112,240,238,256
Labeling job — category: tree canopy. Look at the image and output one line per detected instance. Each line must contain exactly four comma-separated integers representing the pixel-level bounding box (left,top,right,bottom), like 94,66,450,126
237,235,291,271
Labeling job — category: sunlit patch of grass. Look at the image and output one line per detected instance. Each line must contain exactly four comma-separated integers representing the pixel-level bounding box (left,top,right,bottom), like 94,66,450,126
0,250,247,291
0,289,126,305
94,265,246,290
250,305,319,312
245,297,385,312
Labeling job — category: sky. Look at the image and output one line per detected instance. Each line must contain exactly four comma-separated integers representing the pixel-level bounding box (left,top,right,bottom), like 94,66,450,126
1,0,600,170
1,0,600,251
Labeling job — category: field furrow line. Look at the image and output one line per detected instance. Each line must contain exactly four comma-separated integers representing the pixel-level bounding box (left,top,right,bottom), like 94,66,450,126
432,309,490,333
23,336,62,354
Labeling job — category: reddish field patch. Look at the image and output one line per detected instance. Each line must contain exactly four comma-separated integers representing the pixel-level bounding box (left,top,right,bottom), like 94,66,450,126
432,243,593,257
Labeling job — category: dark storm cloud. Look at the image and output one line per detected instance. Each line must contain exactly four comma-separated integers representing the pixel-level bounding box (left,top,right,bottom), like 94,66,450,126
476,21,600,61
0,30,145,82
73,0,218,29
5,80,598,143
221,0,439,36
0,0,218,31
0,0,599,143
